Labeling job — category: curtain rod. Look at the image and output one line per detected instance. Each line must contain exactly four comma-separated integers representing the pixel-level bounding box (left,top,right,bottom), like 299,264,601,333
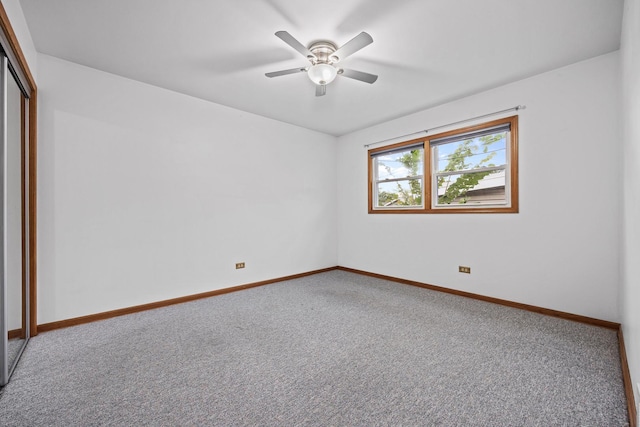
363,105,526,149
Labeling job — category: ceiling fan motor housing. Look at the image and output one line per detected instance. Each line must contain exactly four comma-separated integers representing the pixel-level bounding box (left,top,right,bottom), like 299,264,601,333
308,41,338,65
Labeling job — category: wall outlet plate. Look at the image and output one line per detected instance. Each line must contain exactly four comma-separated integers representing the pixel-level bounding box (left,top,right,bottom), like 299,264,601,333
458,266,471,274
235,262,245,269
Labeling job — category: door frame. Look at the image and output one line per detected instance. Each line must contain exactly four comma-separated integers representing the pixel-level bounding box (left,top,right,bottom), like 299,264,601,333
0,3,38,336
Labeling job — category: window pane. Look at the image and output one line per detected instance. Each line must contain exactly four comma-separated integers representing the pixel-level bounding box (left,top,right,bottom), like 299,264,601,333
436,170,506,206
375,147,424,180
434,131,507,173
376,179,423,207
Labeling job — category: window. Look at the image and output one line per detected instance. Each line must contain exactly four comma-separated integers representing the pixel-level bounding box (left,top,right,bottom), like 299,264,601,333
371,144,424,209
368,115,518,214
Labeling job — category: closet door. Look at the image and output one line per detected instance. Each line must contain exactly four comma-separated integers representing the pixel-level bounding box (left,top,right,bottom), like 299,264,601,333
0,53,30,386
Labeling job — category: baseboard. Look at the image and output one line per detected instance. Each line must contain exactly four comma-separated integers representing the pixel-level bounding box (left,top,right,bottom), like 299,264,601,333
619,328,638,427
38,264,620,331
37,266,338,333
337,266,620,330
8,329,23,340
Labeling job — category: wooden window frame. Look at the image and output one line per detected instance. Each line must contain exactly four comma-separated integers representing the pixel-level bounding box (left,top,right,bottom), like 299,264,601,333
368,115,518,214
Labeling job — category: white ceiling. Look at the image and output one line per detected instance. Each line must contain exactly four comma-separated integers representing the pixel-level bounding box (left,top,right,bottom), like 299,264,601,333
19,0,624,136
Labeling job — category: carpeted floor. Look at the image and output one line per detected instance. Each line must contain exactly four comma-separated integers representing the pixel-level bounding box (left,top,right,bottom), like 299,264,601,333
7,338,25,372
0,270,629,426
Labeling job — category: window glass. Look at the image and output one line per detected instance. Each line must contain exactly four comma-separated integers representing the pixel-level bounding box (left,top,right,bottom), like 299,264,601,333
433,131,507,172
436,171,506,206
373,147,423,208
433,128,509,207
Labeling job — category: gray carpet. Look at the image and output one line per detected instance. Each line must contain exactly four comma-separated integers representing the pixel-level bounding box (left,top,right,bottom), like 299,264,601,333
7,338,25,371
0,270,629,426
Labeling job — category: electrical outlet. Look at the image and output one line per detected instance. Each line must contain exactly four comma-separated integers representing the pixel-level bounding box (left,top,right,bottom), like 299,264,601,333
458,266,471,274
235,262,245,269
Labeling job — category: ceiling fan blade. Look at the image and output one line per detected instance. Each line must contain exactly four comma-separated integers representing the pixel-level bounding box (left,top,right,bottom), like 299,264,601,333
330,32,373,62
339,68,378,84
275,31,317,61
265,67,307,78
315,84,326,97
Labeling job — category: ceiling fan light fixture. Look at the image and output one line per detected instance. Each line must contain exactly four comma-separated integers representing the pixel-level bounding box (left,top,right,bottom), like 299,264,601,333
307,63,337,85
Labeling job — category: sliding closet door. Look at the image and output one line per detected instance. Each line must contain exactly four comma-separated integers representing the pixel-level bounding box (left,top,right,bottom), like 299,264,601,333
0,53,30,387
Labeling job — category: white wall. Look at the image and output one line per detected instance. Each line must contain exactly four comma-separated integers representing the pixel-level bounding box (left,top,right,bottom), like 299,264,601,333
37,54,337,324
337,52,621,322
0,0,37,82
621,0,640,409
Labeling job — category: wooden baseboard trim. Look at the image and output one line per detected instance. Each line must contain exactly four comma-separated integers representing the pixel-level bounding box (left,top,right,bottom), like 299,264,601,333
619,328,637,427
8,329,23,340
37,266,338,333
38,264,621,331
336,266,621,330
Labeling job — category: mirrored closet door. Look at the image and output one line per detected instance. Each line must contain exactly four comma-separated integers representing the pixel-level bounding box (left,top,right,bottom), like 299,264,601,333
0,50,31,387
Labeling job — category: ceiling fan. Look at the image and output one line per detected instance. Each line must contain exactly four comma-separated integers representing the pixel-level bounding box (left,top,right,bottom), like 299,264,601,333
265,31,378,97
